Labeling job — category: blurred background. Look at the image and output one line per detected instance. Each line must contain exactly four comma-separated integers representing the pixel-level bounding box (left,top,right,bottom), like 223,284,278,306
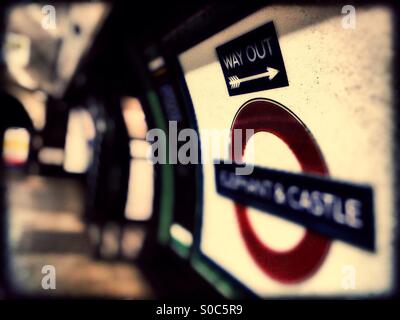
0,1,398,300
0,0,224,299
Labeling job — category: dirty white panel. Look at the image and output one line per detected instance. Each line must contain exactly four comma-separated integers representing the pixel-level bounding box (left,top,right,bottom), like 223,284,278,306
179,5,395,297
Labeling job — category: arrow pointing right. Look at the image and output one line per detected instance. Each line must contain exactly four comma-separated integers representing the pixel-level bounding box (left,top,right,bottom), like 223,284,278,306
228,67,279,89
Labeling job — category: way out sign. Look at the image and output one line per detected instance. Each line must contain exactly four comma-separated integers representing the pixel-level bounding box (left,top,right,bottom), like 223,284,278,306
216,21,289,96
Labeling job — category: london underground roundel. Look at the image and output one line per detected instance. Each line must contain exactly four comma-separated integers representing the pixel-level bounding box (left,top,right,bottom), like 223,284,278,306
230,98,331,283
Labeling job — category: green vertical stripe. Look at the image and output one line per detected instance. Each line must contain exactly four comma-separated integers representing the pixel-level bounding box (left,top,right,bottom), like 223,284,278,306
146,90,174,244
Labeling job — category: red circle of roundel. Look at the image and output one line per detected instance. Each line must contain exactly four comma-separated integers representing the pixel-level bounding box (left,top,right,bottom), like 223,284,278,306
231,98,331,284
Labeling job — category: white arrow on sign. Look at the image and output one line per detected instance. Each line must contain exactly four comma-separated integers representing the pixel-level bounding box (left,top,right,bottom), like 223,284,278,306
228,67,279,89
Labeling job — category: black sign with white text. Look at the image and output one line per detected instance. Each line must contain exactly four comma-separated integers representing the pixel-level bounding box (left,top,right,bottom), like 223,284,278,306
216,21,289,96
214,162,375,251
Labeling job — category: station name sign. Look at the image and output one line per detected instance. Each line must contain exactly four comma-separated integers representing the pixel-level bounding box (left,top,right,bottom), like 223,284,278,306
214,162,375,251
216,21,289,96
